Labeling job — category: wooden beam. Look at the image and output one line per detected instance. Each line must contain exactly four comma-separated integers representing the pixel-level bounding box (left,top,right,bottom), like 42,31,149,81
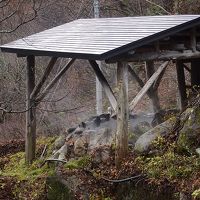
153,66,166,90
26,55,36,164
89,60,117,111
36,58,75,103
31,57,58,99
129,61,169,111
183,63,191,73
115,61,129,167
106,50,200,63
145,61,161,114
176,60,187,110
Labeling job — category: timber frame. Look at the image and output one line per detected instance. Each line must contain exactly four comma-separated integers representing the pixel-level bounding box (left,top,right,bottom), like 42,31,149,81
1,15,200,164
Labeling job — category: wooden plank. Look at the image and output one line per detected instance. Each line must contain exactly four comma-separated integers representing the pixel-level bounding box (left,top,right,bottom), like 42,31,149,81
26,55,36,164
36,58,75,103
115,61,129,167
31,57,58,99
89,60,117,111
176,60,187,110
129,61,169,111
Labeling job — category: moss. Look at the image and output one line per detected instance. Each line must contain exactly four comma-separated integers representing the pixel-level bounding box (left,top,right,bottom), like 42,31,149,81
46,176,73,200
192,188,200,199
1,136,57,199
64,156,91,169
135,151,200,181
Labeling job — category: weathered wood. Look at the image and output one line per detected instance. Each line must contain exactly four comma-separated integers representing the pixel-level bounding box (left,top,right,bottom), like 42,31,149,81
183,63,191,73
89,60,117,111
191,58,200,87
26,55,36,164
31,57,58,99
96,61,103,115
115,61,129,167
190,28,197,52
106,50,200,63
145,61,161,114
153,66,166,90
36,58,75,103
129,61,169,111
176,60,187,110
128,65,144,88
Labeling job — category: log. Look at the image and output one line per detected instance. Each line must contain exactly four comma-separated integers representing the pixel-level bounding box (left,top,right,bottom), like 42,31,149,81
89,60,117,111
26,55,36,164
129,61,169,111
115,61,129,167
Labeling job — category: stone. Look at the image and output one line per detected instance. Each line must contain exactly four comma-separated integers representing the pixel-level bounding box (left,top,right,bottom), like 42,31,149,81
90,146,110,163
58,143,68,160
129,121,151,144
196,148,200,156
54,134,66,150
134,117,175,154
87,128,114,150
73,126,84,135
74,136,88,157
177,106,200,152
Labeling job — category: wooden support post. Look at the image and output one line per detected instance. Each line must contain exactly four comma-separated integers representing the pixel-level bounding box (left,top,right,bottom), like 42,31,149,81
145,61,161,114
191,59,200,87
115,61,129,167
176,60,187,110
89,60,117,111
26,55,36,164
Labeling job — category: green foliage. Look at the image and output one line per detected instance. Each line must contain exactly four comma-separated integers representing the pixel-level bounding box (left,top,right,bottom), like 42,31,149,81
0,137,57,199
192,189,200,199
135,151,200,180
65,156,91,169
2,152,55,181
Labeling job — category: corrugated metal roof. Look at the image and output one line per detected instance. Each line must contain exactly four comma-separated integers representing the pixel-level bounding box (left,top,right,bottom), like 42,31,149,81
1,15,200,60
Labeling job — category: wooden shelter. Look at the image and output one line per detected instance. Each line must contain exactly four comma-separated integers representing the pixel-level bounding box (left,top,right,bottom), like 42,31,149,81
1,15,200,164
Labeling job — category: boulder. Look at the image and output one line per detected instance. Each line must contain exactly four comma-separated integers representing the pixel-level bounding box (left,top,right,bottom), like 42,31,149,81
177,106,200,153
87,128,114,151
74,136,88,157
54,134,66,150
134,117,176,154
129,121,151,144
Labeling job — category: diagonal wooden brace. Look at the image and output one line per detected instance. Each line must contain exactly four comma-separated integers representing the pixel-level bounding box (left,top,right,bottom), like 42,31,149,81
89,60,117,111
